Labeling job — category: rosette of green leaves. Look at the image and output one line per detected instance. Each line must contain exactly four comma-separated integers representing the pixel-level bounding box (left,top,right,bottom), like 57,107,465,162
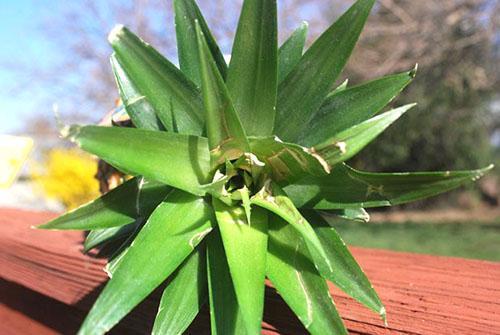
39,0,492,334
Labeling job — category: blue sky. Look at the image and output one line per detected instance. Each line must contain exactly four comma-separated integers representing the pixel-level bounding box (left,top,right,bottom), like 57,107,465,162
0,0,324,135
1,1,496,137
0,0,62,134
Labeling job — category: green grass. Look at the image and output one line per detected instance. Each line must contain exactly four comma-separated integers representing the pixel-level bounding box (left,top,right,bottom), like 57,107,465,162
330,220,500,262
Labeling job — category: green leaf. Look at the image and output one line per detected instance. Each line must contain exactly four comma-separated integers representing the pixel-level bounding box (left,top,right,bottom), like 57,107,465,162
312,104,416,166
250,183,333,281
206,230,247,335
78,190,213,335
227,0,278,136
329,79,349,96
231,186,253,223
65,126,210,196
109,25,204,135
135,179,173,217
83,179,169,252
267,217,347,335
213,199,268,334
299,69,416,146
196,23,250,164
278,21,308,83
303,210,385,319
322,208,370,223
174,0,227,86
152,247,207,335
38,177,169,230
110,54,163,131
248,137,329,184
105,224,147,278
104,234,135,277
83,222,138,253
275,0,375,142
285,163,494,209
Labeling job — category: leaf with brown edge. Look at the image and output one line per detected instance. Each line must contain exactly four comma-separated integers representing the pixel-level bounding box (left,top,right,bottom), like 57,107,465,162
312,104,416,166
285,163,494,209
196,22,250,164
249,136,329,185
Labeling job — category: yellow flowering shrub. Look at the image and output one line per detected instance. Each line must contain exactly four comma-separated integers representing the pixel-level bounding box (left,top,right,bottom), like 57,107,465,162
33,148,100,209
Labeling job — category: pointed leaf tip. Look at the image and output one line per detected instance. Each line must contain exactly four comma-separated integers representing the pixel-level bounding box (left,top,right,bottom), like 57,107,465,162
410,63,418,78
196,21,249,163
380,306,388,325
285,163,494,210
305,211,385,316
52,103,67,136
174,0,227,85
471,164,495,180
108,24,126,44
275,0,375,141
60,124,81,143
109,25,205,135
395,102,417,114
227,0,278,136
313,103,416,166
278,20,309,84
484,164,495,171
300,70,416,147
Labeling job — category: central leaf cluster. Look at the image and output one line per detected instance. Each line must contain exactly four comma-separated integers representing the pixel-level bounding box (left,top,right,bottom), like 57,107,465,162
209,153,267,207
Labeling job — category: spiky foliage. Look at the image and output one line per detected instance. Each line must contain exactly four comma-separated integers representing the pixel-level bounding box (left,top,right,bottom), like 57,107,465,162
39,0,493,334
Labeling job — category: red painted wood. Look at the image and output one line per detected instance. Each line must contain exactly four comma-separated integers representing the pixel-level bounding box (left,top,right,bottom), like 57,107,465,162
1,208,499,334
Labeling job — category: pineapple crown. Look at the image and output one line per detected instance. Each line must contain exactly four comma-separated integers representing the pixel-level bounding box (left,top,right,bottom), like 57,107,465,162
40,0,492,334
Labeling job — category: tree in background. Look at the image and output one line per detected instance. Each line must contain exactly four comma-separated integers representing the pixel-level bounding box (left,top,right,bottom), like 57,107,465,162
34,0,309,124
335,0,499,207
340,0,499,174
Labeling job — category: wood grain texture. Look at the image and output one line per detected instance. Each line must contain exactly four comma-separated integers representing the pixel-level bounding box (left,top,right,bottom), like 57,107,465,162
1,208,499,334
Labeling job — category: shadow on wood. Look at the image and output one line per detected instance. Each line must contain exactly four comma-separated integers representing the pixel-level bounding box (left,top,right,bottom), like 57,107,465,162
1,208,499,334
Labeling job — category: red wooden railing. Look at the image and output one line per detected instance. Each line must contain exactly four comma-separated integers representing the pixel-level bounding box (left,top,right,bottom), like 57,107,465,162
1,208,499,334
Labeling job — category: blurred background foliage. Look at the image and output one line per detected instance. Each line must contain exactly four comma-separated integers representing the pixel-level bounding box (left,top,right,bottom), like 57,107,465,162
347,0,500,208
32,148,99,209
349,0,498,173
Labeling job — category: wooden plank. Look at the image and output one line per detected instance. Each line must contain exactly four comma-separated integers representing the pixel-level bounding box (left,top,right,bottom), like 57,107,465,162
1,281,60,335
1,278,87,335
1,208,499,334
0,278,164,335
